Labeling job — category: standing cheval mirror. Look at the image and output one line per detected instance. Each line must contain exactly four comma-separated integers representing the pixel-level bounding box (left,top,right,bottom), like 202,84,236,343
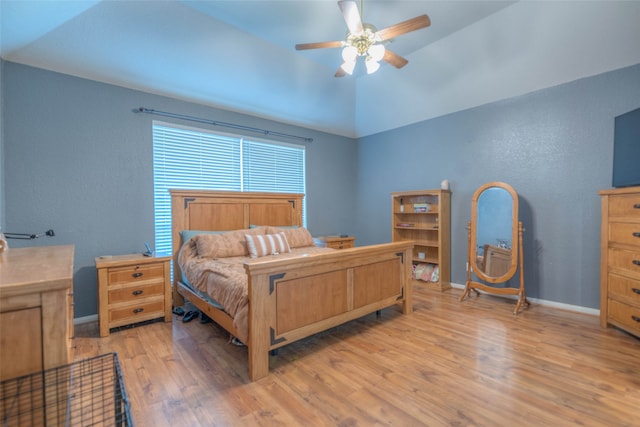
460,181,529,314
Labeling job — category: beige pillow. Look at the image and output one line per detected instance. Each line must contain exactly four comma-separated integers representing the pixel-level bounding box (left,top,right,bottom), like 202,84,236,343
195,227,267,258
246,232,291,258
268,226,315,248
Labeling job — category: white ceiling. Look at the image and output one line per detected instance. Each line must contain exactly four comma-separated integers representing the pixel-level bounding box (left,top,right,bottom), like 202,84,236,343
1,1,639,138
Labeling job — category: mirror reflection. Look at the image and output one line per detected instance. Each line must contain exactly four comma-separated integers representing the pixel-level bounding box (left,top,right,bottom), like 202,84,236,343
476,187,513,278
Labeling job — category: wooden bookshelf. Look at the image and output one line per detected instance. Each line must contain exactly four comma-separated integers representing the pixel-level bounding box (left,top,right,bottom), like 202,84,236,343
391,189,451,291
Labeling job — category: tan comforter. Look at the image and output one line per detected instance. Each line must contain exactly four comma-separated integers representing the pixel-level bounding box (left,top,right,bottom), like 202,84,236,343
178,234,333,343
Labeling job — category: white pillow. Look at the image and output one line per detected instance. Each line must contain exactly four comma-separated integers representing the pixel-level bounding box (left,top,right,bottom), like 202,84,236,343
245,232,291,258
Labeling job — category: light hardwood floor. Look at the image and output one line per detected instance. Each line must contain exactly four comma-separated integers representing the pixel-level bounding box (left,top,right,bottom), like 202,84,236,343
74,285,640,426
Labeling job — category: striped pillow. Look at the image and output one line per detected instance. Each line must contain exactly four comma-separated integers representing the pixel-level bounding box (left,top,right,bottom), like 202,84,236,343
246,233,291,258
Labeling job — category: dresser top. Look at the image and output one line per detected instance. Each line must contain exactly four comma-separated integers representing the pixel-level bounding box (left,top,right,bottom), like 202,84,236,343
598,186,640,196
0,245,74,296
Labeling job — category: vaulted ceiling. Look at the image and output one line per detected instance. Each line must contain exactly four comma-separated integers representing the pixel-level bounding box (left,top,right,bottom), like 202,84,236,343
1,1,639,138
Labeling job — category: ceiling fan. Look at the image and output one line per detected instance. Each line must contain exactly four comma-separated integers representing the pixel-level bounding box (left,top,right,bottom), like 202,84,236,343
295,0,431,77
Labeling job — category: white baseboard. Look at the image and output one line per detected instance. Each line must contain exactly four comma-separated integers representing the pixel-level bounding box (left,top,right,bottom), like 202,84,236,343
449,282,600,316
74,314,98,325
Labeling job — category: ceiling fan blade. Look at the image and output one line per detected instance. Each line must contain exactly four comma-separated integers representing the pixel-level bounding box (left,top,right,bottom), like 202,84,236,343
376,14,431,41
338,0,364,34
335,67,347,78
295,40,344,50
383,49,409,69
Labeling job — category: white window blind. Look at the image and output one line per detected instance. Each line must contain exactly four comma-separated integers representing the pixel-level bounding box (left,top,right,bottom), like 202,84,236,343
242,139,306,192
152,122,306,257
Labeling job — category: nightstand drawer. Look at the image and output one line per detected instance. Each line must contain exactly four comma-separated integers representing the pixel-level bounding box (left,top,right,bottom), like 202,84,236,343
108,282,165,304
608,299,640,336
609,222,640,247
108,264,165,285
327,240,353,249
315,236,355,250
109,299,165,326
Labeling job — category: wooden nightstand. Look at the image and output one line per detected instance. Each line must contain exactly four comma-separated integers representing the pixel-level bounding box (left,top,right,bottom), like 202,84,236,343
315,235,355,249
96,253,172,337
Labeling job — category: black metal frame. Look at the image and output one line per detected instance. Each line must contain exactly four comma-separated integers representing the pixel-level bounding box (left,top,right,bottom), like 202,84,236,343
0,353,133,427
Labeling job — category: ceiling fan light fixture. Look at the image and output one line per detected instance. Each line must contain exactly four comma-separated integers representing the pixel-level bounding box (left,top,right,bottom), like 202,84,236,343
368,43,385,62
341,60,357,75
365,57,380,74
342,45,358,62
295,1,431,77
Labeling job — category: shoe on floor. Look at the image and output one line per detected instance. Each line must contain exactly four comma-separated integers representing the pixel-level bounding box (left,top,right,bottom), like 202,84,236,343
182,310,199,322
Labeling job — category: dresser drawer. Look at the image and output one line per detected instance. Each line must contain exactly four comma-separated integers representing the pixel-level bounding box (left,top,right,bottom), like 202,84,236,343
608,248,640,276
107,264,165,285
108,282,165,304
608,274,640,305
608,299,640,336
609,222,640,247
109,299,165,326
608,194,640,217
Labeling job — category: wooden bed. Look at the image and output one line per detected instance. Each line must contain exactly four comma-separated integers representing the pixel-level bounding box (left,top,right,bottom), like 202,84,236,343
171,189,414,381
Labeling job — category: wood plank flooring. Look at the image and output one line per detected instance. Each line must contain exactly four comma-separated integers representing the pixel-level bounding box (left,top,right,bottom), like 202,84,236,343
74,286,640,426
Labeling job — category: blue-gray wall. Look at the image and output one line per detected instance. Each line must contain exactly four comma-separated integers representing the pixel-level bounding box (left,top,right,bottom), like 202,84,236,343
2,61,357,317
3,60,639,316
0,59,5,231
355,63,640,309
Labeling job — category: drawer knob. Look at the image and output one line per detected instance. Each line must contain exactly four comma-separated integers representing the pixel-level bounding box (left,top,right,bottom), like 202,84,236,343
133,308,144,314
632,288,640,295
632,315,640,324
132,272,143,278
634,203,640,209
132,290,143,296
633,260,640,266
633,232,640,238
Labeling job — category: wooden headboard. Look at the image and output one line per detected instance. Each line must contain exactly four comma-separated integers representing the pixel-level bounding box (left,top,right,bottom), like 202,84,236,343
170,189,304,286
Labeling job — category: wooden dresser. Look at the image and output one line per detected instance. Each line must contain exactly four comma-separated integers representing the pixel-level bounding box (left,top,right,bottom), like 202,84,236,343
0,245,75,380
96,253,172,337
483,244,512,278
599,186,640,337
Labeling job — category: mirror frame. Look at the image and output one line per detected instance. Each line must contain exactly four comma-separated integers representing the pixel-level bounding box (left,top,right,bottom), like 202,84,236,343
470,181,519,283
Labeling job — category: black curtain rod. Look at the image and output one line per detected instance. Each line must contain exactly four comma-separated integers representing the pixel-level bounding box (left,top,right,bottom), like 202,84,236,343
134,107,313,143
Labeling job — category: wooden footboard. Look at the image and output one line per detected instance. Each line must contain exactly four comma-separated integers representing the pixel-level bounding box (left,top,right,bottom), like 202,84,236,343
244,241,414,381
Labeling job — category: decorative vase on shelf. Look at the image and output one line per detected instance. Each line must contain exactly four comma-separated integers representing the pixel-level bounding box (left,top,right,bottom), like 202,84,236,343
0,233,7,254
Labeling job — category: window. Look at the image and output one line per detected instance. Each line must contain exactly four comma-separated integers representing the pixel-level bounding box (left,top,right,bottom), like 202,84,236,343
152,122,306,257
